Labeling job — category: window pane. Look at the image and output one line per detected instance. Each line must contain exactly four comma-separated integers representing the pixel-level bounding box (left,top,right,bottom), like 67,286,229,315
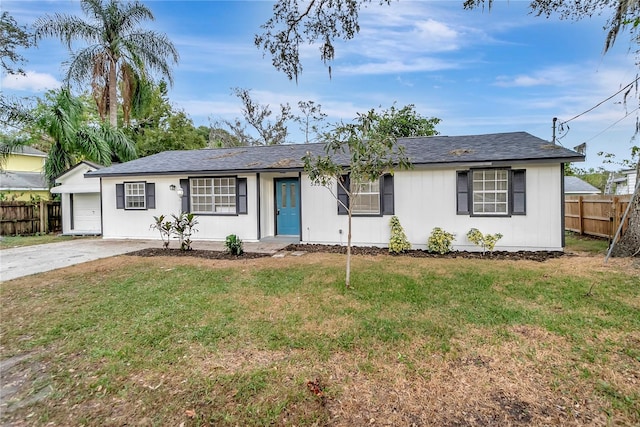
125,182,146,209
352,179,380,214
290,184,296,208
281,183,287,208
471,169,509,215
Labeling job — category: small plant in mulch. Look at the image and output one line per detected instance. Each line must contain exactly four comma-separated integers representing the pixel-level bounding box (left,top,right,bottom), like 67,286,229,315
225,234,244,256
467,228,503,255
427,227,455,254
150,212,199,250
389,216,411,254
151,215,173,249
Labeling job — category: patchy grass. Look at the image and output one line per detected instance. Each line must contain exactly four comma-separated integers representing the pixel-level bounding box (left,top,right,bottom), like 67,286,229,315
1,253,638,426
565,232,610,255
0,234,94,249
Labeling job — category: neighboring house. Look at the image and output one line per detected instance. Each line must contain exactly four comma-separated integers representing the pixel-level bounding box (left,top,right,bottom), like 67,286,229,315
564,176,601,195
88,131,584,251
0,146,49,201
50,161,103,235
613,169,638,195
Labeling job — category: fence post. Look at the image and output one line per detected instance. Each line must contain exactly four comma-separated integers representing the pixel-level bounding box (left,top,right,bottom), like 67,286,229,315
578,196,584,235
611,196,618,239
39,200,47,234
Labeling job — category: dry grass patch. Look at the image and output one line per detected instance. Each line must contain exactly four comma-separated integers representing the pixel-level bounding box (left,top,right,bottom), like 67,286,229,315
1,252,638,426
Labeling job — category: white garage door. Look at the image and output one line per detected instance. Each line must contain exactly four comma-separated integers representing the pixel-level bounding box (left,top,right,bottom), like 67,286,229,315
73,193,101,233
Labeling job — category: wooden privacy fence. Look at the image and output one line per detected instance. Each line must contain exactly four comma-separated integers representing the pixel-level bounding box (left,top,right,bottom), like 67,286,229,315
565,195,632,239
0,200,62,236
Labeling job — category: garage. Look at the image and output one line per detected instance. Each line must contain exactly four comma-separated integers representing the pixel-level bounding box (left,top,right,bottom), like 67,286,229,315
50,161,103,235
71,193,101,233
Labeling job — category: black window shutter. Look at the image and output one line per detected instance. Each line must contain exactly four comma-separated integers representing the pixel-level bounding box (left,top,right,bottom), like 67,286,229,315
511,169,526,215
237,178,248,214
381,174,394,215
456,171,470,215
180,179,190,213
116,183,125,209
145,183,155,209
337,174,349,215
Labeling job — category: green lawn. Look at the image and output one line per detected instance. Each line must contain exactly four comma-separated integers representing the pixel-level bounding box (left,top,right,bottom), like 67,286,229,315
1,253,638,426
564,232,610,255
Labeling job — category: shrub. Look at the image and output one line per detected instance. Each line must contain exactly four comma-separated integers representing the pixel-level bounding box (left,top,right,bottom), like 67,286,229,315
427,227,455,254
466,228,503,254
172,212,199,251
150,215,173,249
151,213,199,251
389,216,411,254
225,234,244,255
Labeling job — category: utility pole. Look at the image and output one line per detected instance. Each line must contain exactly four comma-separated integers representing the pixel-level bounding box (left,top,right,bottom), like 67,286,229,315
552,117,557,144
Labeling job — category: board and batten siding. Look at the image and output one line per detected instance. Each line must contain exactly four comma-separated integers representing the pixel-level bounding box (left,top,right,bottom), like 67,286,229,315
300,163,563,251
101,175,259,241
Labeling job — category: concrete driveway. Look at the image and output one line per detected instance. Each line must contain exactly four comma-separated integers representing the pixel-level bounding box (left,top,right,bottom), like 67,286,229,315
0,238,294,282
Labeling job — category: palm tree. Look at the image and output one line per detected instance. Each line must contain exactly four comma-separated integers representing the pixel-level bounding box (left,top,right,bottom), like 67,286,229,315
35,88,136,184
34,0,179,128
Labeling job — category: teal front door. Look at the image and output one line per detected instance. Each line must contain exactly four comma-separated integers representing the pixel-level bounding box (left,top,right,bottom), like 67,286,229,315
275,178,300,236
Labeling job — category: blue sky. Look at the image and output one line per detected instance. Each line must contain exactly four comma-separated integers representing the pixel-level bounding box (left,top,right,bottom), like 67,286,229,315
2,0,639,170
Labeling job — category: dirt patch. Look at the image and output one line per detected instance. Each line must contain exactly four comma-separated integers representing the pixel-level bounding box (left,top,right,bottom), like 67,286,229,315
285,244,565,262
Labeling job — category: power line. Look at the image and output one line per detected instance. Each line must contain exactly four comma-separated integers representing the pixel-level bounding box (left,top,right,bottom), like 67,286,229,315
559,75,640,126
582,106,640,143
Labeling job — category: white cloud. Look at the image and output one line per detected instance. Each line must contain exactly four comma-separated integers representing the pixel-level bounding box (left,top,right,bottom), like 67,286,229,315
1,71,61,92
338,58,460,75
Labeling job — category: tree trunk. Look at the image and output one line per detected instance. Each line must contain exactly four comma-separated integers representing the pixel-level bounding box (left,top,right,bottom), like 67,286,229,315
108,57,118,128
346,210,352,288
611,161,640,257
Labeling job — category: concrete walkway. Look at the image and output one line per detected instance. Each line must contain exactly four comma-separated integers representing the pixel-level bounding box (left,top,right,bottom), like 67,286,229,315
0,237,296,282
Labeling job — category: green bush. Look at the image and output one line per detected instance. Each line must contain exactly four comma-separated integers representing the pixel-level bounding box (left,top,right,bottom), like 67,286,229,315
388,216,411,254
150,213,199,250
466,228,503,254
427,227,455,254
225,234,244,256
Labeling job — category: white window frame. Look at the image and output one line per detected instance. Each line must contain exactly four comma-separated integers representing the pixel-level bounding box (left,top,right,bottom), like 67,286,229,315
472,169,508,215
124,182,146,210
190,177,236,214
351,180,380,215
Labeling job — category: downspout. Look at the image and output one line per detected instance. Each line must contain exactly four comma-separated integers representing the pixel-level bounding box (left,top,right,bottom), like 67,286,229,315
298,171,303,243
560,163,565,249
256,173,261,240
99,177,104,237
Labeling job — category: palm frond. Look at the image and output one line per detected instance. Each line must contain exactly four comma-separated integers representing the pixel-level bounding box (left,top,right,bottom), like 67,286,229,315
75,125,113,165
34,13,100,48
43,141,75,185
99,122,137,162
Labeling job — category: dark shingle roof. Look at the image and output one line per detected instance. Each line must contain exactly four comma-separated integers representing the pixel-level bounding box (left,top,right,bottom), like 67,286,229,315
2,145,47,157
0,171,48,190
88,131,584,177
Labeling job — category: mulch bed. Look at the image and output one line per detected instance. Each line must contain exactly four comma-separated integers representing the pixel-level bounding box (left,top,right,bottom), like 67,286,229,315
126,245,565,262
284,244,565,262
125,248,270,260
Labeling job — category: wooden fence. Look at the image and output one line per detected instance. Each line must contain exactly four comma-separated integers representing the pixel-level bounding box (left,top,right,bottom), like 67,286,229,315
565,195,632,239
0,200,62,236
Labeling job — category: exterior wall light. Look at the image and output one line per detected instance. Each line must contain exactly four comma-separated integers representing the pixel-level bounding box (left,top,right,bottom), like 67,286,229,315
169,184,176,191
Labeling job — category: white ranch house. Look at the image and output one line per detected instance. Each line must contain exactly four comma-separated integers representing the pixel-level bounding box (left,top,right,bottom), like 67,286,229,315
85,132,584,251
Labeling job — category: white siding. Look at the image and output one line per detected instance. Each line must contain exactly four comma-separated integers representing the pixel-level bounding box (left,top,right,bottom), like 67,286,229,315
300,163,564,251
101,175,259,241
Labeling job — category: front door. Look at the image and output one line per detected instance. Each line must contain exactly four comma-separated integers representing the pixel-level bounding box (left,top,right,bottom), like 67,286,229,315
275,178,300,236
